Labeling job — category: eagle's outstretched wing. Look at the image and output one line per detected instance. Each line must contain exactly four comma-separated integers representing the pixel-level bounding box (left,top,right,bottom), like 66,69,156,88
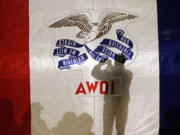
95,12,137,39
49,14,93,33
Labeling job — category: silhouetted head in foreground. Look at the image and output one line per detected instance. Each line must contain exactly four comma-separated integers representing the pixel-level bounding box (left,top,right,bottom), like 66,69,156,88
160,106,180,135
0,98,14,121
165,107,179,125
78,113,93,129
31,102,44,118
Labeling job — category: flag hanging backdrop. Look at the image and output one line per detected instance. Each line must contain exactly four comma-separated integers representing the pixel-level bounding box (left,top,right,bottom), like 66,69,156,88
30,0,159,135
0,0,159,135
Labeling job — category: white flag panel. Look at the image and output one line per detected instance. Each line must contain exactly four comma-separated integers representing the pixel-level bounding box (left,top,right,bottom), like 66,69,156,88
30,0,159,135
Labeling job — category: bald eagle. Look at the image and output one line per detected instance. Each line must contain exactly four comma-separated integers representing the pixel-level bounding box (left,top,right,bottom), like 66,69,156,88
49,11,137,43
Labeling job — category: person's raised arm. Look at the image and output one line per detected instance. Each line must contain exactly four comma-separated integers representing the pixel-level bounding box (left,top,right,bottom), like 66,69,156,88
91,60,112,80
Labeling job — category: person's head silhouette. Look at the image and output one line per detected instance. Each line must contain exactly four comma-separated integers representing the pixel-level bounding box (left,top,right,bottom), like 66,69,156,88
31,103,44,118
114,54,126,68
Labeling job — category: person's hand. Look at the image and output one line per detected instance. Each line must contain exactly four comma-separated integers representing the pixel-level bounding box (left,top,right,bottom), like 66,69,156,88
106,59,112,64
97,59,112,66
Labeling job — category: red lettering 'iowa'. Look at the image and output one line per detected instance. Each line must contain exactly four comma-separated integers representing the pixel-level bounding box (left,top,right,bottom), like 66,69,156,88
86,81,98,94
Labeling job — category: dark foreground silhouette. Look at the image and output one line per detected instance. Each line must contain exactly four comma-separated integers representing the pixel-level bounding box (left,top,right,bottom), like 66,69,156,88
0,99,94,135
51,112,94,135
160,107,180,135
92,55,133,135
31,103,94,135
31,102,51,135
0,98,30,135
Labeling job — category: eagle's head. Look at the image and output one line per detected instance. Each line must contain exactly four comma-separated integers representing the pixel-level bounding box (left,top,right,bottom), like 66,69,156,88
86,31,98,43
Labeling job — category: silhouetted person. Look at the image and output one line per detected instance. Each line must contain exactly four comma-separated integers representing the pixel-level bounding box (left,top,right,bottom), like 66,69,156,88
51,112,94,135
51,112,78,135
31,102,51,135
160,107,180,135
78,113,94,135
92,54,133,135
19,105,31,135
0,98,18,135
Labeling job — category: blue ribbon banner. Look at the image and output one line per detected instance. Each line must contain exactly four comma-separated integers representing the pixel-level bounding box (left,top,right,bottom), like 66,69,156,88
53,29,134,70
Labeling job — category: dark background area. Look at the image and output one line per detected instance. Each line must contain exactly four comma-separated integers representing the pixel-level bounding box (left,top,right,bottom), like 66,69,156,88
158,0,180,131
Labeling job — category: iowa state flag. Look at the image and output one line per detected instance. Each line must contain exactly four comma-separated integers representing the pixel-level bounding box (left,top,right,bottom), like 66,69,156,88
0,0,160,135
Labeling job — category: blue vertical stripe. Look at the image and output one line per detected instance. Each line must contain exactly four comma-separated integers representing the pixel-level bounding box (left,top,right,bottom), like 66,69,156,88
158,0,180,132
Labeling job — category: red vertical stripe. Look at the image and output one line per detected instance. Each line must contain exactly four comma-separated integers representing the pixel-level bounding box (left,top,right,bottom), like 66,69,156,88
0,0,30,134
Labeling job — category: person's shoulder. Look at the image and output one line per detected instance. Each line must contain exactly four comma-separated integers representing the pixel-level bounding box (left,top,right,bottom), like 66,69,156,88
123,69,133,78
